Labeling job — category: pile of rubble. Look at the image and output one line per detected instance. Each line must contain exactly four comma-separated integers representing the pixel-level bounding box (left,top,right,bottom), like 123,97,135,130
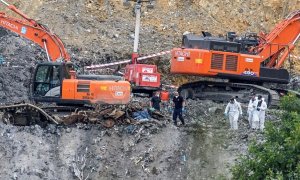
0,95,284,179
0,96,183,179
54,97,164,126
0,29,45,104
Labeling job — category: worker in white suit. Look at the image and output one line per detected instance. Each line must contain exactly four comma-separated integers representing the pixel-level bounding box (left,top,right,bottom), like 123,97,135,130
247,94,257,128
252,95,267,130
224,97,243,130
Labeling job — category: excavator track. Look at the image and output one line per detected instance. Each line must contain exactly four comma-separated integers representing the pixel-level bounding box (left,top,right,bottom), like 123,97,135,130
0,103,60,126
178,81,280,108
0,103,97,126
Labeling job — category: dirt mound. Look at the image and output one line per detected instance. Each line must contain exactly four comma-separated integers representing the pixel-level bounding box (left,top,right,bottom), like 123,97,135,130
0,29,46,104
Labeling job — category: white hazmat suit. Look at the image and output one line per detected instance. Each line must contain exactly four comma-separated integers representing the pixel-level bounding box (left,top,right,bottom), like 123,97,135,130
252,99,267,130
247,98,257,128
225,100,242,130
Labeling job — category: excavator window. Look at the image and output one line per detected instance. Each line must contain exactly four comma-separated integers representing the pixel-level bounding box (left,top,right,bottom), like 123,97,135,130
33,65,61,97
50,66,61,87
35,66,50,83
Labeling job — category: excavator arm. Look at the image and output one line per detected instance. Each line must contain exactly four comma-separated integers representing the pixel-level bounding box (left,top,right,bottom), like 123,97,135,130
257,10,300,69
0,0,131,106
0,0,70,62
169,10,300,107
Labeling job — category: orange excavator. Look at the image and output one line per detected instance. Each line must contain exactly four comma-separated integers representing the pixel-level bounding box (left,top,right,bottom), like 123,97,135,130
171,10,300,106
0,0,131,105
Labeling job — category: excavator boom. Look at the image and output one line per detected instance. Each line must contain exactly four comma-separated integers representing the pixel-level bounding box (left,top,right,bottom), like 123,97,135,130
257,10,300,68
170,10,300,107
0,0,70,62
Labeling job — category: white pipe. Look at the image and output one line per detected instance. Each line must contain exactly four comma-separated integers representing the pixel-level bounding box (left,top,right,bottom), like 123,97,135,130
133,4,141,53
43,40,51,62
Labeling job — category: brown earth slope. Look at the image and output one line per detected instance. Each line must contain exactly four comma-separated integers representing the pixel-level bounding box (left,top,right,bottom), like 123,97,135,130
2,0,299,63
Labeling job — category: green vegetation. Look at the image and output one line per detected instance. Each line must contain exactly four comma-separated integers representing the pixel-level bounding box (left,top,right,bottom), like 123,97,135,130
231,93,300,179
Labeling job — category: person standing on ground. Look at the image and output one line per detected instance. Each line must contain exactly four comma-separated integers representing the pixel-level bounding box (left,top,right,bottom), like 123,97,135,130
224,97,243,130
150,91,161,111
252,95,267,131
160,88,170,112
247,93,257,129
172,91,185,126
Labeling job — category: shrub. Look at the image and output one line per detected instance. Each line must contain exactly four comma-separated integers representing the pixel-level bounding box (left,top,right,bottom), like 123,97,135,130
231,93,300,179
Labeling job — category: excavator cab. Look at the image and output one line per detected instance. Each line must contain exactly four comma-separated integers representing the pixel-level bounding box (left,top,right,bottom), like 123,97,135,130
32,62,131,105
32,62,71,102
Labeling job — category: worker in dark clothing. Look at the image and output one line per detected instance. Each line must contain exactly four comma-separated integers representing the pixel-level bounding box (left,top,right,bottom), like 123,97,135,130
172,91,185,126
150,91,161,111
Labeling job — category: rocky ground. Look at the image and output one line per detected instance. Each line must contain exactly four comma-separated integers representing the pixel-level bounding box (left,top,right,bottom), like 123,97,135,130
0,111,180,180
0,97,280,179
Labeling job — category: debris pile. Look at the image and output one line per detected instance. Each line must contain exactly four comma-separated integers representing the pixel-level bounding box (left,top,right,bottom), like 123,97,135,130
0,97,166,129
0,96,283,179
59,99,165,127
0,96,181,179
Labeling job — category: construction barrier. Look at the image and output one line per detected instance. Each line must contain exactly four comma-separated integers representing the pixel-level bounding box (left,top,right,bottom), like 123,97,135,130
85,50,171,70
136,50,171,61
85,59,131,70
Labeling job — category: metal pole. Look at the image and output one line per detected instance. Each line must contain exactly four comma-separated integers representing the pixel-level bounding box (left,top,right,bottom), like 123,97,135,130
133,3,141,53
43,40,51,62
